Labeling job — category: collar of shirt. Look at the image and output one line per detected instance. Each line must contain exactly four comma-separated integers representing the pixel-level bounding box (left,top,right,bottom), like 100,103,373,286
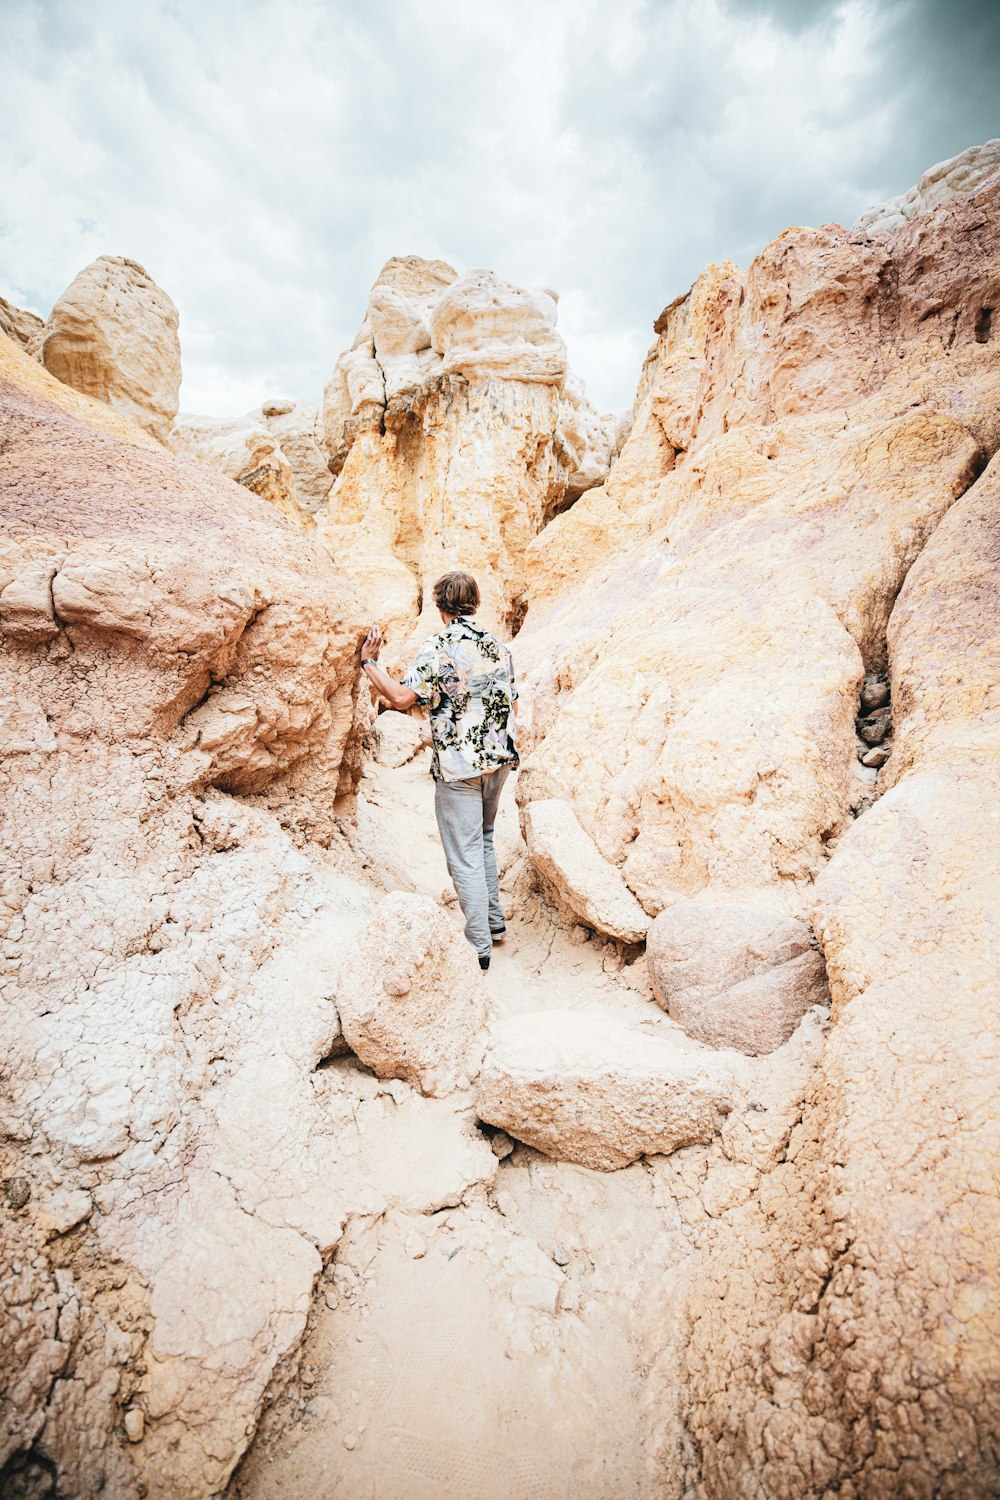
443,616,484,640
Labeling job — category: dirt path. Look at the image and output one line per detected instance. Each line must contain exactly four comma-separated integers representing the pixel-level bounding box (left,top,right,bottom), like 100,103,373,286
229,736,695,1499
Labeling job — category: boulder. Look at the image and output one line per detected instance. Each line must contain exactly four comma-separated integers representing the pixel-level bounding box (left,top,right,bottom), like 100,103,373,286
646,896,829,1054
335,893,489,1095
40,255,180,443
430,269,567,385
477,1011,738,1170
522,798,650,943
365,708,430,769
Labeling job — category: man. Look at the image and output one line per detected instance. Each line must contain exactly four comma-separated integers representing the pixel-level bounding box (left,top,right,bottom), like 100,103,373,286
360,570,518,972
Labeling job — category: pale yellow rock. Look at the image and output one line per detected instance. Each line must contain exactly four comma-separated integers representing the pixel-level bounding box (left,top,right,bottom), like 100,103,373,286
515,186,994,928
315,256,610,664
40,255,181,443
251,398,333,511
0,293,44,351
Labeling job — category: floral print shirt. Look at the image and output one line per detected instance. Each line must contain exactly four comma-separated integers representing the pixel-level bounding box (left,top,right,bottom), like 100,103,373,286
402,616,519,782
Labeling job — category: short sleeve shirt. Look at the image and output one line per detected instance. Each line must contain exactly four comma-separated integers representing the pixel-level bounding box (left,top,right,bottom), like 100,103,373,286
401,617,519,782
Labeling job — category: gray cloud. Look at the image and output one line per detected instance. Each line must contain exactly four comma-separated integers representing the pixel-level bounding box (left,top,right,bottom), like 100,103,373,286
1,0,996,416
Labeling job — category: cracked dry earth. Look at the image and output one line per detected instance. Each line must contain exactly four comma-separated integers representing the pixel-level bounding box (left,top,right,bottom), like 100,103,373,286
228,738,827,1500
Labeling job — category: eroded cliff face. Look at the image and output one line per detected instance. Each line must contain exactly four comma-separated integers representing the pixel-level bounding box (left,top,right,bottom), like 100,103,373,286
515,173,998,936
0,335,376,1496
315,256,616,663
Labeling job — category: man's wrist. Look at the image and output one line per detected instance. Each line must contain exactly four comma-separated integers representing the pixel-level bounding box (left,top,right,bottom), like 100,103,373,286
361,657,378,667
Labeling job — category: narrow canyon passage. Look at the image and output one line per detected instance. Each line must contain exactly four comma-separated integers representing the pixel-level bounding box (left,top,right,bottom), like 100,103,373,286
228,733,712,1499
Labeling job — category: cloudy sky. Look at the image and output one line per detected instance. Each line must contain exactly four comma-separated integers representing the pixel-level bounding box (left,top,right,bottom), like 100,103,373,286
2,0,997,416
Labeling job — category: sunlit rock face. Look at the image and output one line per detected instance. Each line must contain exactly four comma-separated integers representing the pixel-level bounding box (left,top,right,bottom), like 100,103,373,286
315,256,615,665
38,255,181,444
514,170,999,937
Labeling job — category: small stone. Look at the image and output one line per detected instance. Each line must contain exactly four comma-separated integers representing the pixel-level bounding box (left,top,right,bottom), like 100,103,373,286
511,1276,561,1314
404,1231,427,1259
552,1245,570,1266
490,1131,514,1159
858,708,892,745
861,745,890,769
124,1408,145,1443
3,1176,30,1210
343,1432,358,1451
860,679,890,711
558,1282,581,1313
300,1366,316,1388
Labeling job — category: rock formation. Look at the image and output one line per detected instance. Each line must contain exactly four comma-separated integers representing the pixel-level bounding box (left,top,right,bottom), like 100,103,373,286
514,165,997,945
39,255,181,443
315,256,615,665
250,399,333,512
0,294,44,352
855,136,1000,235
170,411,313,529
0,334,374,1495
2,140,999,1500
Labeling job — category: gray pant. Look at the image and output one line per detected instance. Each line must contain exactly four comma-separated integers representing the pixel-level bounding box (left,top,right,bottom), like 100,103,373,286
434,766,510,960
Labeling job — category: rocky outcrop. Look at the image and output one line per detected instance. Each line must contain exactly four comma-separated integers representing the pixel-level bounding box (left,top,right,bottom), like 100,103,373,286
250,399,333,512
170,412,312,529
0,294,43,352
855,137,1000,236
315,256,613,665
647,896,829,1054
514,171,999,937
39,255,181,443
335,892,490,1095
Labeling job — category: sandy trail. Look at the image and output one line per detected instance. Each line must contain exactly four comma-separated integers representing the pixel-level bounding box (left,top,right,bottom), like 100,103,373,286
229,739,693,1499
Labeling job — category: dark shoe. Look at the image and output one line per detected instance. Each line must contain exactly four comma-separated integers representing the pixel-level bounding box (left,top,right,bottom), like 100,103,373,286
490,925,506,943
479,954,490,971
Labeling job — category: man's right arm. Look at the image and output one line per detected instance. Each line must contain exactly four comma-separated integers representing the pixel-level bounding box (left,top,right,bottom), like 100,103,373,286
360,625,419,711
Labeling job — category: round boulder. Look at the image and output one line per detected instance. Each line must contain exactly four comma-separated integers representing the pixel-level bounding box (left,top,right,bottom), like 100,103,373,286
647,896,830,1055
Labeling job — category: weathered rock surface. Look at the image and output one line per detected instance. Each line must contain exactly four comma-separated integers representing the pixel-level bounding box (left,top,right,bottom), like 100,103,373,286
0,294,44,351
477,1011,739,1170
336,892,490,1095
40,255,181,443
250,398,333,512
315,256,613,665
514,170,998,933
522,798,650,942
365,707,430,768
647,896,829,1054
170,411,312,529
0,347,376,1495
678,350,1000,1494
855,137,1000,235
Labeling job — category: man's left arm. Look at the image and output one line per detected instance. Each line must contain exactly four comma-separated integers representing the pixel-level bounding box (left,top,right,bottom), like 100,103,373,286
360,626,418,711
